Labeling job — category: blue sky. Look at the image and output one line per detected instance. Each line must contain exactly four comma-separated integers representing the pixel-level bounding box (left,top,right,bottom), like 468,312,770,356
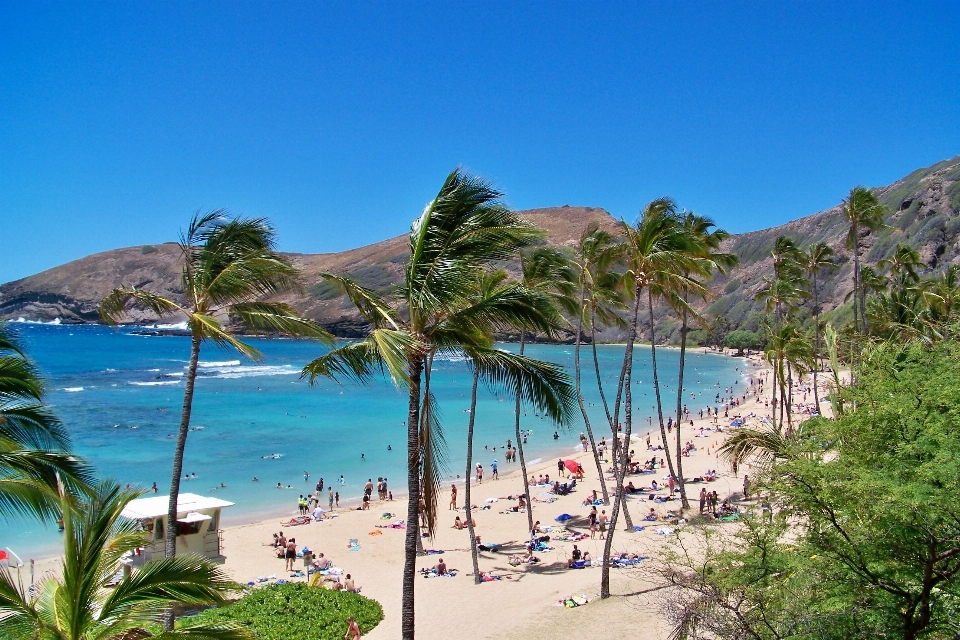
1,2,958,283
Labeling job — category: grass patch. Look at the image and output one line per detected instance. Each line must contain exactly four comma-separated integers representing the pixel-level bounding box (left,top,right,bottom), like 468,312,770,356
178,583,383,640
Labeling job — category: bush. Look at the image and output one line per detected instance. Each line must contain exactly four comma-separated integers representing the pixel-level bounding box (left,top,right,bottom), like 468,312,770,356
141,245,158,255
724,329,762,355
179,583,383,639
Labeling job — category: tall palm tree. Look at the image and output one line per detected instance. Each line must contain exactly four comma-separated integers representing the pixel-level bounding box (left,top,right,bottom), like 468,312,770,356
301,169,575,639
600,199,702,599
667,213,734,509
801,243,836,415
99,213,332,595
0,480,252,640
514,247,575,534
842,186,886,336
0,323,92,521
572,224,625,506
879,242,923,292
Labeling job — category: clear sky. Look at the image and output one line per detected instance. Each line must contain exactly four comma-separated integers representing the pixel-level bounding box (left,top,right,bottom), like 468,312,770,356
2,2,958,284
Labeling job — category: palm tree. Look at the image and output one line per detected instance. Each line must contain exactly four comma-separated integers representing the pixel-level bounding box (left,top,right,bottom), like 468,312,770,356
572,224,626,506
879,242,923,292
1,323,92,521
600,199,702,599
801,243,836,415
667,213,734,509
0,480,252,640
922,265,960,340
762,322,811,434
514,247,576,534
301,169,575,639
99,213,332,601
842,186,886,336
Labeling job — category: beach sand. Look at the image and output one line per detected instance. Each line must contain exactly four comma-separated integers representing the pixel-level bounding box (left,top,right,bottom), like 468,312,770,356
31,356,835,639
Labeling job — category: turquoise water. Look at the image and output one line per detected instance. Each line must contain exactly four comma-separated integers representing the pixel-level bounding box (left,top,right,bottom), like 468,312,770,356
0,322,745,558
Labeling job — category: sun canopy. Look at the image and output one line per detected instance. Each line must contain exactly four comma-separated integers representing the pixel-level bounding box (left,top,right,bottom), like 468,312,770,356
176,512,212,524
563,460,582,474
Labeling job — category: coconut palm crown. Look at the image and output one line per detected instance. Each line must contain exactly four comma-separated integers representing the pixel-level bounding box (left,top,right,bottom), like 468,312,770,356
0,480,252,640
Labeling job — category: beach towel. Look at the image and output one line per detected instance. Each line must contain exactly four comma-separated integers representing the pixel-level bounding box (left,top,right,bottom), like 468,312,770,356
656,527,676,535
424,549,445,555
560,594,589,607
633,525,646,532
368,530,383,536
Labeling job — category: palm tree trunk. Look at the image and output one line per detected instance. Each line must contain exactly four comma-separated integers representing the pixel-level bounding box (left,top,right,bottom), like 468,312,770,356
786,361,793,430
853,225,863,335
770,361,778,431
674,307,690,510
574,283,609,504
515,333,535,537
402,356,424,640
590,308,613,427
647,288,679,489
465,367,482,584
163,332,201,631
601,285,641,599
812,269,822,416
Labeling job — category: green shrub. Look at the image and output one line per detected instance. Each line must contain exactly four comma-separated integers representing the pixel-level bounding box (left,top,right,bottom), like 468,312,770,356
141,245,158,255
179,583,383,640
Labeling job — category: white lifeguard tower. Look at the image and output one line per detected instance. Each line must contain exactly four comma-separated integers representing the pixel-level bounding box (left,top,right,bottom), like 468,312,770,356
121,493,234,565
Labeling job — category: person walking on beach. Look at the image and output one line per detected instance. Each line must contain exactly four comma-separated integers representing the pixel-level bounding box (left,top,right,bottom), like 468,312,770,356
491,459,498,480
344,616,361,640
449,483,457,509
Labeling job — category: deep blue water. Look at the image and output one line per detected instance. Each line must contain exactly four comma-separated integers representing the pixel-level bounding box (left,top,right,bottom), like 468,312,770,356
0,321,746,558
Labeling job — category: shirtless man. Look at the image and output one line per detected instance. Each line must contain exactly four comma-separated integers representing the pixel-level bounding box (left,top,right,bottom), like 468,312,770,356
433,557,448,575
343,573,358,593
312,553,332,571
284,538,297,571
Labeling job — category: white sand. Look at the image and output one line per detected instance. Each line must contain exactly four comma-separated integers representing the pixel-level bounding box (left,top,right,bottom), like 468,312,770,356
32,358,834,639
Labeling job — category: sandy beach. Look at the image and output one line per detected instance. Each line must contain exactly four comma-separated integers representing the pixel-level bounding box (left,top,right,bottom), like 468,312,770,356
30,354,835,639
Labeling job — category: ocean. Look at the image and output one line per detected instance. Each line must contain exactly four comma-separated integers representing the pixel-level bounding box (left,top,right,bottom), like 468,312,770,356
0,321,747,558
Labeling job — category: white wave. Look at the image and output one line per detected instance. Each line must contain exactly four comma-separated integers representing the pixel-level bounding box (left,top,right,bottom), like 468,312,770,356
204,365,297,380
63,387,84,392
163,372,184,378
154,321,189,330
147,368,160,372
433,354,469,363
197,360,241,368
130,380,181,386
105,368,116,372
15,317,62,325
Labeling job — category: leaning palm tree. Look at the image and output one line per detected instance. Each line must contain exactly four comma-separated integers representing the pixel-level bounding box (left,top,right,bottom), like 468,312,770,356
842,186,886,336
302,169,575,639
513,247,576,535
0,480,252,640
667,212,734,509
601,199,702,599
801,243,836,415
99,213,332,589
462,270,575,584
572,224,626,506
0,323,92,521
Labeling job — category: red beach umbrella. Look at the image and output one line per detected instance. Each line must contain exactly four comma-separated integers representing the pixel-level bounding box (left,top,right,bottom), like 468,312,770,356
563,459,580,474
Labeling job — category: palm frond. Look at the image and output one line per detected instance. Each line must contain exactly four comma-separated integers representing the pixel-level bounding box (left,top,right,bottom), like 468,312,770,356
229,302,334,343
153,622,258,640
469,348,577,426
99,288,185,325
190,314,262,362
316,272,399,330
203,252,302,308
302,330,415,387
717,427,791,470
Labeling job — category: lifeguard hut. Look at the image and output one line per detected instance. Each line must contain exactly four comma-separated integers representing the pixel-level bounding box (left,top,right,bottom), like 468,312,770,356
121,493,233,565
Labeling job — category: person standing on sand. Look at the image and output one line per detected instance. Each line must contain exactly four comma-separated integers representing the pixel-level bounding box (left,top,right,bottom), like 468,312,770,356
491,459,498,480
557,458,564,477
598,510,608,539
476,463,483,484
668,475,676,496
335,491,340,508
328,487,334,510
284,537,297,571
344,616,361,640
743,474,751,499
699,487,707,513
449,483,457,509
